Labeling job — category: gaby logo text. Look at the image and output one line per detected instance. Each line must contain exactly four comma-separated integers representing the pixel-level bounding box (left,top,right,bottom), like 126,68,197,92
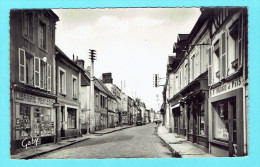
21,137,39,149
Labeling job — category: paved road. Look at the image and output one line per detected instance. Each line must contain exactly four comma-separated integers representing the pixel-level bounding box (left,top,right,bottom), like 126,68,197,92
34,123,174,159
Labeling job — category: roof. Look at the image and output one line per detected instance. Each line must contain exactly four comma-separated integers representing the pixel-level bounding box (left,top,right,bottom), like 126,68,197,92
178,34,189,41
55,45,85,73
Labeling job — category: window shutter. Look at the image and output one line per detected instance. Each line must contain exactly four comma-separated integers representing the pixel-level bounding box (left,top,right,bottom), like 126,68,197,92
47,64,51,91
34,57,40,87
19,48,26,83
221,32,227,78
208,47,212,85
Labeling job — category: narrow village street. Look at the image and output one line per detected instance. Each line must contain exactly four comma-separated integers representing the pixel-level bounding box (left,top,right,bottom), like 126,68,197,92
33,124,173,159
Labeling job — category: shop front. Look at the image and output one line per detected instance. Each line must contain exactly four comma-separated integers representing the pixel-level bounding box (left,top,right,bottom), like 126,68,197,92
209,76,245,157
180,75,209,152
12,91,56,151
58,104,80,139
186,90,209,150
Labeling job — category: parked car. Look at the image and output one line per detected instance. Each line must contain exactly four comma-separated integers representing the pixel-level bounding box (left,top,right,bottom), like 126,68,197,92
136,120,142,126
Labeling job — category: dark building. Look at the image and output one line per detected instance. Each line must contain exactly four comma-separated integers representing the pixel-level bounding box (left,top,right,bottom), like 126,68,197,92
10,10,59,153
55,46,84,140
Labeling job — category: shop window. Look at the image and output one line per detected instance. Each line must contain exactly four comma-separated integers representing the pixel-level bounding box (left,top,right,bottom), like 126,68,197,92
180,111,183,129
213,101,229,141
18,104,31,137
40,108,54,136
67,108,76,129
199,105,205,136
33,108,41,137
39,21,46,49
72,75,77,98
59,67,66,95
23,11,33,41
188,108,193,133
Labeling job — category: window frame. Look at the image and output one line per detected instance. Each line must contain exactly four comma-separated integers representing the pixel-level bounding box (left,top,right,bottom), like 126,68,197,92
72,75,78,98
34,56,40,88
38,20,47,50
23,11,33,42
19,48,26,83
47,64,51,91
58,67,66,95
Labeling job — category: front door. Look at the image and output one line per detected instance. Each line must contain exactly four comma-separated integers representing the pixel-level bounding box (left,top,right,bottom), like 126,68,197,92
60,106,65,137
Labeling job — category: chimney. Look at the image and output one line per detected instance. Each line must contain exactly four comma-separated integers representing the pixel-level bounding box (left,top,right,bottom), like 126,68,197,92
74,59,85,69
102,73,113,84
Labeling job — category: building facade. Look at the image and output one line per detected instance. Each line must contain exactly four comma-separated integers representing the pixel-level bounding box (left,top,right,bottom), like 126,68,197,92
164,7,248,157
55,46,83,140
10,9,59,152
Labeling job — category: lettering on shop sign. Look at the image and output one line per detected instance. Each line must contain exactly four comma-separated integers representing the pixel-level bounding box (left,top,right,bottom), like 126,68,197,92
210,77,243,97
21,137,39,150
15,92,55,106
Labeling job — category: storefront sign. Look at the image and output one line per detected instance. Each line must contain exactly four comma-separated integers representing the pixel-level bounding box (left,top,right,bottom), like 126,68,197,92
21,137,40,149
210,77,243,97
15,92,55,106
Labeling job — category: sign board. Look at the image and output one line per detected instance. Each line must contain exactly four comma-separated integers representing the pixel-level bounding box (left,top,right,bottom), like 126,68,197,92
15,92,55,106
210,76,243,97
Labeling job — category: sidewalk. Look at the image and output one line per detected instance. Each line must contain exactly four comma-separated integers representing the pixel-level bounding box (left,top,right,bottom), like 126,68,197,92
11,125,131,159
157,125,216,158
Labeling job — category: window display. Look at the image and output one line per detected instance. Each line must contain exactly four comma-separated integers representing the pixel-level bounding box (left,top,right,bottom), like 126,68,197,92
213,101,229,141
199,105,205,135
67,108,76,129
41,108,54,136
188,108,193,133
18,104,31,137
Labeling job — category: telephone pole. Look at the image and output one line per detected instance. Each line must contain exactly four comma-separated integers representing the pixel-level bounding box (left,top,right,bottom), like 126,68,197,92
89,49,96,133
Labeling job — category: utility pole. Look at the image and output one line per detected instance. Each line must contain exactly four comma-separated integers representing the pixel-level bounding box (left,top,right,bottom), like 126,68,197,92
89,49,96,133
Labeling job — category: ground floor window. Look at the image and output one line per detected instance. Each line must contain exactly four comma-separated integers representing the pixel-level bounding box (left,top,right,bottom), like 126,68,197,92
40,108,54,136
15,103,55,140
67,108,76,129
213,100,229,141
188,107,193,133
180,111,183,129
18,104,31,137
198,104,205,136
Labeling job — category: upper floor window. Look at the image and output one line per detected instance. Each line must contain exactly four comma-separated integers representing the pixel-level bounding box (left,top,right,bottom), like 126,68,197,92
179,70,182,90
19,48,51,90
191,55,195,80
59,67,66,95
39,21,46,49
72,75,78,98
228,16,243,71
23,12,33,41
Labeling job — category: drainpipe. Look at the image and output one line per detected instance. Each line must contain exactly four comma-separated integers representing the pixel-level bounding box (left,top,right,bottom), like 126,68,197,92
55,54,59,143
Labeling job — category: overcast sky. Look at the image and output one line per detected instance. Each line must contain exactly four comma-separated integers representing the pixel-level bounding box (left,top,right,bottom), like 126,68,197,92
52,8,201,111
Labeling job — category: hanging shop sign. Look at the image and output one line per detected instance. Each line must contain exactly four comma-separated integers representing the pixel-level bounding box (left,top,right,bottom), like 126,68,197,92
210,76,243,98
15,92,55,106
